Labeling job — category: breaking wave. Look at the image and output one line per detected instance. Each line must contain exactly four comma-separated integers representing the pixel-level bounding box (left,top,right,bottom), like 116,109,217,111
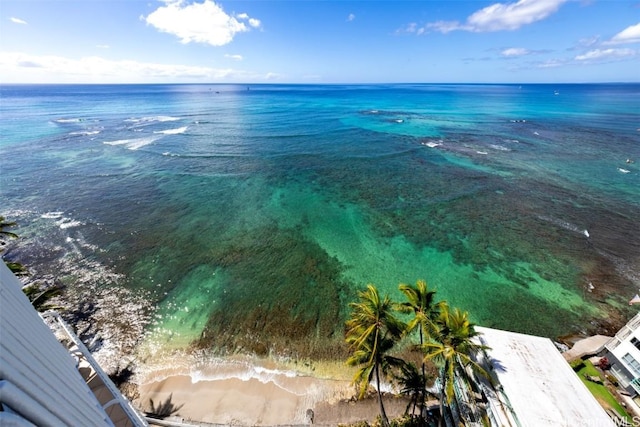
70,130,101,136
54,118,85,124
124,116,181,124
154,126,188,135
103,135,162,150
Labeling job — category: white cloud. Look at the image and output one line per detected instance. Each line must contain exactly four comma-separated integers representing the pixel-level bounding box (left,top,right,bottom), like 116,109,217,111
402,23,418,33
398,22,427,35
0,51,265,83
426,20,464,34
225,54,243,61
427,0,567,33
143,0,260,46
468,0,567,31
536,59,567,68
347,13,355,22
10,17,27,25
501,47,530,57
574,48,636,62
577,36,600,48
605,22,640,45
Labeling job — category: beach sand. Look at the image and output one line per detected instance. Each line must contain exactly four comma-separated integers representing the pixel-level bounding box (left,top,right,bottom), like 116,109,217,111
135,358,411,426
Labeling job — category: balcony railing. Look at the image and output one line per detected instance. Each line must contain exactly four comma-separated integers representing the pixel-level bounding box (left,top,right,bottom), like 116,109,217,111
42,311,147,427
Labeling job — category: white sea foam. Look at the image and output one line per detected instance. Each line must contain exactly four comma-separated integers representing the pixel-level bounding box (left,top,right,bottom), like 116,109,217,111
54,118,84,123
190,364,298,385
154,116,181,122
103,139,130,146
618,168,630,174
57,218,85,229
476,151,488,155
154,126,188,135
182,361,308,397
41,211,64,219
489,144,511,151
124,116,180,123
127,136,162,150
70,130,101,136
253,365,298,380
422,140,443,148
104,136,162,150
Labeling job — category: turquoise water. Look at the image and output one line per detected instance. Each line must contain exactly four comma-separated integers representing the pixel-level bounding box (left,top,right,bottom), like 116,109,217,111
1,84,639,360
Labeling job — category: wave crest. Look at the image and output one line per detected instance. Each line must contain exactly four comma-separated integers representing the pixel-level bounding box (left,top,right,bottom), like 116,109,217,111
104,135,162,150
154,126,188,135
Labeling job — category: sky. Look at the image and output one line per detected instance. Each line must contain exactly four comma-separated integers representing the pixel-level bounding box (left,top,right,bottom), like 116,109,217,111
0,0,639,84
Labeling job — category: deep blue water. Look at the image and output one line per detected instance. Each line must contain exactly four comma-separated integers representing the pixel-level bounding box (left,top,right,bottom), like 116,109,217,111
1,83,639,360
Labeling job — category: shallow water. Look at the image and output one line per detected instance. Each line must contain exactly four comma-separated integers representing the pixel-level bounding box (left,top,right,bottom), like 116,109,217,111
1,84,639,365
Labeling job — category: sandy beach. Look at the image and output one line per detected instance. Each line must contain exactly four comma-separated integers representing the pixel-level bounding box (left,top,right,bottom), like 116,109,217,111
134,356,411,426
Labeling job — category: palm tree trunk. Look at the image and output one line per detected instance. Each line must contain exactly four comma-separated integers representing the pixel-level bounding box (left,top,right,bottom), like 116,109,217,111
438,368,446,427
375,362,390,427
419,327,426,418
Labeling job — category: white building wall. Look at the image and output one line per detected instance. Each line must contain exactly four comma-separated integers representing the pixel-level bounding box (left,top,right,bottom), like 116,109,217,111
606,311,640,391
0,261,114,426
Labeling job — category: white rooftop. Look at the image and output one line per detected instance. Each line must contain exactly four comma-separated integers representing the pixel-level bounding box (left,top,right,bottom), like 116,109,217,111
476,326,615,427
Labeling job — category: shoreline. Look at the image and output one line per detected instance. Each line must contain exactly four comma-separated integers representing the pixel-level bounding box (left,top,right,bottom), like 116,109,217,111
133,355,410,426
137,373,349,425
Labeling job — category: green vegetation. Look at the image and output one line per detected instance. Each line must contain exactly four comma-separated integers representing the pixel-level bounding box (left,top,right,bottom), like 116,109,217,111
424,303,490,426
0,216,19,240
0,216,26,275
569,358,585,371
577,360,632,423
345,280,489,427
22,282,65,312
346,284,405,427
397,280,443,418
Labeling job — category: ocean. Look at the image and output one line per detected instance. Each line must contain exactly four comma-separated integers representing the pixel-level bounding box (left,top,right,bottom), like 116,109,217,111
1,83,639,370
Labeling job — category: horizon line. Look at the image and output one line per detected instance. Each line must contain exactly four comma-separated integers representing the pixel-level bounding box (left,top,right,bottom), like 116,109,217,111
2,81,639,86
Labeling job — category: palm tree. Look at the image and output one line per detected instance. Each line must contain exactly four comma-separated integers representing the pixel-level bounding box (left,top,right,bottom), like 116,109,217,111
22,282,65,312
0,216,19,241
423,302,489,426
397,280,443,417
5,261,28,275
346,284,405,427
398,280,441,346
0,216,25,275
